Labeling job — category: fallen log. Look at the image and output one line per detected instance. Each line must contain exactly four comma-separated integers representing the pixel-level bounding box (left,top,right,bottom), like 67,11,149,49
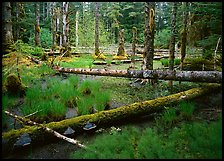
27,56,43,64
2,84,221,154
53,67,222,83
4,110,86,149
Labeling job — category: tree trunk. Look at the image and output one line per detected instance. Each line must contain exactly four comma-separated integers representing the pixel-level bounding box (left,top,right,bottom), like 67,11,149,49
117,29,126,56
62,2,69,47
95,2,100,56
143,2,155,71
2,84,221,154
53,66,222,83
75,10,79,48
52,3,57,48
180,2,188,71
169,2,177,87
2,2,14,54
34,2,41,47
15,2,20,41
131,27,137,68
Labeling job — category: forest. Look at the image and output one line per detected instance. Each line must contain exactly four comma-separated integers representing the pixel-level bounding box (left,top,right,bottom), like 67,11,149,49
2,2,222,159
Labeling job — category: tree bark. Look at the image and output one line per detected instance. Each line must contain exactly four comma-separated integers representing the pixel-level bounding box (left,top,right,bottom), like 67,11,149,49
75,10,79,48
52,3,57,48
62,2,69,47
53,66,222,83
2,2,14,53
169,2,177,87
2,84,221,154
131,27,137,68
143,2,155,70
35,2,41,47
94,2,100,56
117,29,126,56
180,2,188,71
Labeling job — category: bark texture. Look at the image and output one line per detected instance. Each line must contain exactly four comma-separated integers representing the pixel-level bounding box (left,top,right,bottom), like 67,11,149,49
169,2,177,87
94,2,100,56
180,2,188,71
53,66,222,83
2,2,14,53
117,29,126,56
35,3,41,47
131,27,137,68
52,3,57,48
143,2,155,70
2,84,221,154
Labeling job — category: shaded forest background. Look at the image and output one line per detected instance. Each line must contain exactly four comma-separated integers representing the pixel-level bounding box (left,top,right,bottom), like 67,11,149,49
3,2,222,58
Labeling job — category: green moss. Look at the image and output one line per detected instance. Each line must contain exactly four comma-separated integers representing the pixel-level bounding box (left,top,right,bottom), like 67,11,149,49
4,73,26,96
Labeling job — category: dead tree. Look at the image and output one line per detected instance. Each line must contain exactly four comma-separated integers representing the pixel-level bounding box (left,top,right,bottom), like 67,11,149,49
53,66,222,83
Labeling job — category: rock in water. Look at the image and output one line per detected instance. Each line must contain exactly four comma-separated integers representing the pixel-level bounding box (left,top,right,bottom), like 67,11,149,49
63,127,75,135
14,133,31,147
83,122,96,130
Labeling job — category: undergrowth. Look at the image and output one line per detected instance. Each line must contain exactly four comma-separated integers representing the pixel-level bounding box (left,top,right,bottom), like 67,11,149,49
70,116,222,159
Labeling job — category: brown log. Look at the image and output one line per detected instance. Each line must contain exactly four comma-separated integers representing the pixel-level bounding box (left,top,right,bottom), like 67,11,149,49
2,84,221,154
53,67,222,83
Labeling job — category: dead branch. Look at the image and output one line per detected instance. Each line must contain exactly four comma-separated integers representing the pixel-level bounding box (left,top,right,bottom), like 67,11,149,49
4,110,86,149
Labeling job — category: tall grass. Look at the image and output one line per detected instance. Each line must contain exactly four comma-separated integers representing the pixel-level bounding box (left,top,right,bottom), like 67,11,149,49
70,118,222,159
178,101,196,120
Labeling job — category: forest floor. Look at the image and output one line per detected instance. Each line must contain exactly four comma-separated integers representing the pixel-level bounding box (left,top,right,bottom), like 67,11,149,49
4,89,222,159
2,52,222,159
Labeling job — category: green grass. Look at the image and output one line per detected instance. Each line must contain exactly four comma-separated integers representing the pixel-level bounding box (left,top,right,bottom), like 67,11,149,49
178,101,196,120
160,58,181,67
70,117,222,159
59,54,94,68
160,108,178,128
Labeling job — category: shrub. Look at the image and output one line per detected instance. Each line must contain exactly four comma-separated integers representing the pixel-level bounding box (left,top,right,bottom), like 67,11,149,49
154,29,171,49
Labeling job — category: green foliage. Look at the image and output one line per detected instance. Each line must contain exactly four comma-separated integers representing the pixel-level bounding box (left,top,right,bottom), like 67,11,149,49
154,29,171,49
174,58,181,65
10,40,34,54
160,108,178,127
31,46,44,57
160,58,181,67
178,101,196,120
59,54,94,68
70,118,222,159
76,79,111,114
136,128,176,159
40,28,53,48
28,28,52,49
160,58,169,67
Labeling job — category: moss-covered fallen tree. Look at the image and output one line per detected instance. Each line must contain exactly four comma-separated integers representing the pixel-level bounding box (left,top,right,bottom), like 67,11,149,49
2,84,221,154
53,66,222,83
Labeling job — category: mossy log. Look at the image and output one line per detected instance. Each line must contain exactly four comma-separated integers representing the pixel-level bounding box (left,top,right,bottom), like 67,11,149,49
2,84,221,154
53,67,222,83
27,56,43,64
4,110,86,149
